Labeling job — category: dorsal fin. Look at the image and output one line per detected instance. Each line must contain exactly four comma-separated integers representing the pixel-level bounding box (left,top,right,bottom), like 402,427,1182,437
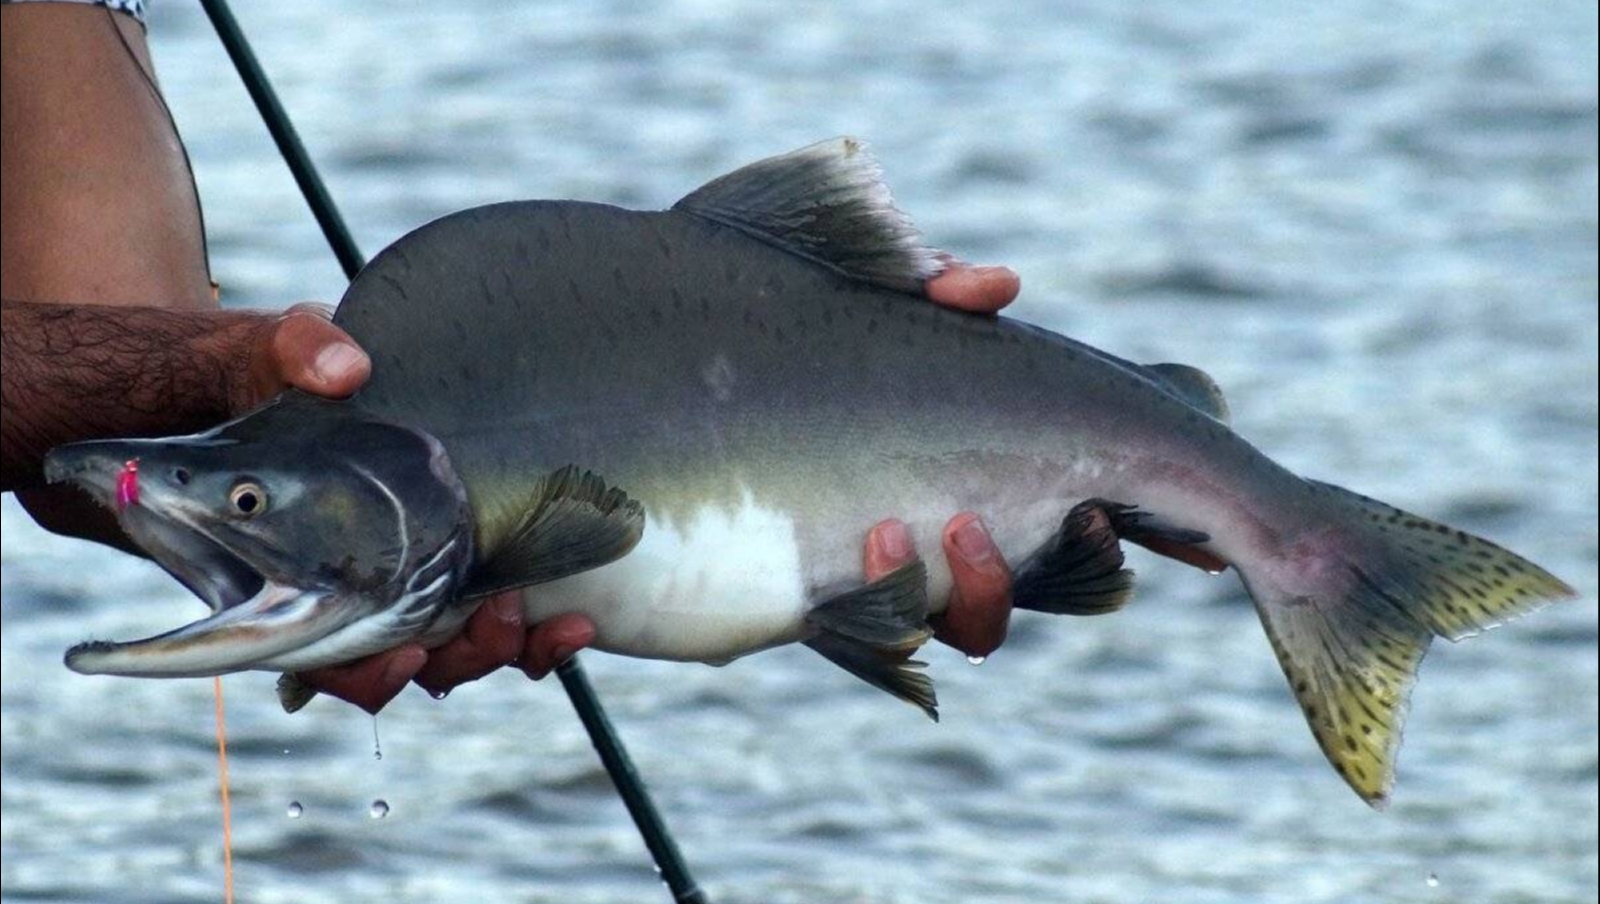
1145,363,1231,424
673,138,943,293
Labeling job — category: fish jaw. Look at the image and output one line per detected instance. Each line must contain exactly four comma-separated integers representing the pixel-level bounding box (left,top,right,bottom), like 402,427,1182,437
64,584,353,677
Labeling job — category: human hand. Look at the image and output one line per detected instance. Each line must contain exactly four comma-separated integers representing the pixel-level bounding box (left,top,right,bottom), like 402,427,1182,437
864,515,1012,658
11,301,371,549
223,302,370,412
299,595,596,714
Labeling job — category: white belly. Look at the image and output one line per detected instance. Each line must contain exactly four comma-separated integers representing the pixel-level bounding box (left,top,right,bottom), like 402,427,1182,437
521,489,811,661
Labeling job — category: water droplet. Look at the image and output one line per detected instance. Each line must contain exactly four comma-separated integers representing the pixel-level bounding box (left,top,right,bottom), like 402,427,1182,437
1426,873,1439,888
429,688,450,700
286,801,304,819
372,716,383,760
966,655,986,666
369,799,390,820
281,748,291,756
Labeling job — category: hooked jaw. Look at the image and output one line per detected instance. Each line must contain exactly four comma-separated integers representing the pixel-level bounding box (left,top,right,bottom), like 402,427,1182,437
42,441,360,677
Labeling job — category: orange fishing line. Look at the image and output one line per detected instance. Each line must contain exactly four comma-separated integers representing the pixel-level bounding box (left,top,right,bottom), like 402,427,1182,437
213,677,235,904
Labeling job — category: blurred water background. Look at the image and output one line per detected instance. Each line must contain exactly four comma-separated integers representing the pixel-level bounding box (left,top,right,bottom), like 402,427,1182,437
2,1,1596,902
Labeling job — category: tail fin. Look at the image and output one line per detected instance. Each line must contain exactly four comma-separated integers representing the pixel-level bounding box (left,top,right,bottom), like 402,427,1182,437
1246,480,1576,807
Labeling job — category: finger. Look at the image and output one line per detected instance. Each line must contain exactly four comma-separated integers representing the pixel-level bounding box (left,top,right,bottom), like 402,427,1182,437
516,613,598,680
412,593,525,695
863,518,917,582
263,307,371,400
924,261,1021,314
299,645,427,715
933,513,1012,657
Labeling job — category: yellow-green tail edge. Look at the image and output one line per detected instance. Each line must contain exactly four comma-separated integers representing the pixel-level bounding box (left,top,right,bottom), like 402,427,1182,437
1247,480,1577,807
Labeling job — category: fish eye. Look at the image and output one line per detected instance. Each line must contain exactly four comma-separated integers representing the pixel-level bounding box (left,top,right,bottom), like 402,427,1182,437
229,482,267,518
172,467,192,486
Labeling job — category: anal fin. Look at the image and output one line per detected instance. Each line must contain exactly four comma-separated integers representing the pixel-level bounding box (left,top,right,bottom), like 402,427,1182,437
1012,500,1137,615
804,560,937,720
1103,504,1227,574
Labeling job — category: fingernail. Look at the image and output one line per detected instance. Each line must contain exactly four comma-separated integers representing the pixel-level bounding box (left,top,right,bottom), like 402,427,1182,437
491,595,523,625
877,520,912,561
382,647,426,687
313,342,368,383
953,516,996,562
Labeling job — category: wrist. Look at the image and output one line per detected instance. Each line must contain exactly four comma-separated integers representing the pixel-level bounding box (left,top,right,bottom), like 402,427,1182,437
1,301,273,491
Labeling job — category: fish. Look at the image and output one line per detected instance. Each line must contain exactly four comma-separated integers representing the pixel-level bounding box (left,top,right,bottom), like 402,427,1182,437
43,138,1576,806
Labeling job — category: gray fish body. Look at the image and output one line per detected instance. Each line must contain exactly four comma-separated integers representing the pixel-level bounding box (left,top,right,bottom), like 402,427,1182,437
46,139,1574,804
338,201,1292,660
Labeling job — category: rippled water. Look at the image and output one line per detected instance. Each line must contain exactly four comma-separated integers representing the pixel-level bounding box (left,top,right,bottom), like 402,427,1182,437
3,2,1596,902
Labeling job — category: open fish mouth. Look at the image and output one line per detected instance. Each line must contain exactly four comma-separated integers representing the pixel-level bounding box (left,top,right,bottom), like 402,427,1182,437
42,441,343,678
118,503,268,612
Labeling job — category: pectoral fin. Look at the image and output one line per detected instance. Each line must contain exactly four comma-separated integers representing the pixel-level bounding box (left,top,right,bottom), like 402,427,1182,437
464,465,646,598
277,672,319,713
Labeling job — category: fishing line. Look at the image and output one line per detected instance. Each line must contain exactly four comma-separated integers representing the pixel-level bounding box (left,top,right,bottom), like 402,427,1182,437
196,2,709,900
212,677,236,904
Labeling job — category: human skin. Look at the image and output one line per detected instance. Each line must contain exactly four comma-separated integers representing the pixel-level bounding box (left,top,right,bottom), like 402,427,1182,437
0,3,1019,713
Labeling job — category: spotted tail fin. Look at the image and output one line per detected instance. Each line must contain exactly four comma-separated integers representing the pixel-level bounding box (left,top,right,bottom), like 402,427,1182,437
1245,480,1576,807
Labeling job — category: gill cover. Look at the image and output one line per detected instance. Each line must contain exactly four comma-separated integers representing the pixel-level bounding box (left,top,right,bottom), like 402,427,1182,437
44,393,476,677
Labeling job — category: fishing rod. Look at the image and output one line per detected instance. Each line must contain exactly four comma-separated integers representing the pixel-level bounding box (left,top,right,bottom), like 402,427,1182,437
197,3,709,902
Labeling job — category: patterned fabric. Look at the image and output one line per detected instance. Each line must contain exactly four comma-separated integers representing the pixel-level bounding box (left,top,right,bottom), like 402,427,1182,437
0,0,147,25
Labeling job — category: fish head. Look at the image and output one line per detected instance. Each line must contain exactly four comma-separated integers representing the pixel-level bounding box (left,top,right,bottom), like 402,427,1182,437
42,394,475,677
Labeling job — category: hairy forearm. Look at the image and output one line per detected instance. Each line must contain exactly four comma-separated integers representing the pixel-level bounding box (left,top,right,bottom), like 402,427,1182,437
1,299,263,493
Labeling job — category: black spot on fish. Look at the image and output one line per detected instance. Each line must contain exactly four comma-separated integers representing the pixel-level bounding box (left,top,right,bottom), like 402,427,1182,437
613,267,629,293
671,288,685,311
867,319,879,334
537,228,552,252
1344,735,1359,752
650,307,665,327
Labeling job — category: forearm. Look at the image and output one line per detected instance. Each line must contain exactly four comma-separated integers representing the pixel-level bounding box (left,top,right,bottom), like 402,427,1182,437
1,299,263,493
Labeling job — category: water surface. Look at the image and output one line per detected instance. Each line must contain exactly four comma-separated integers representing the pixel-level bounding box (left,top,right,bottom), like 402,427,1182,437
3,2,1596,902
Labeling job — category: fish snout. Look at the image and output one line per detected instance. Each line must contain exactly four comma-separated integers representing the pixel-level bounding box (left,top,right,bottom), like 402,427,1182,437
42,441,144,500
